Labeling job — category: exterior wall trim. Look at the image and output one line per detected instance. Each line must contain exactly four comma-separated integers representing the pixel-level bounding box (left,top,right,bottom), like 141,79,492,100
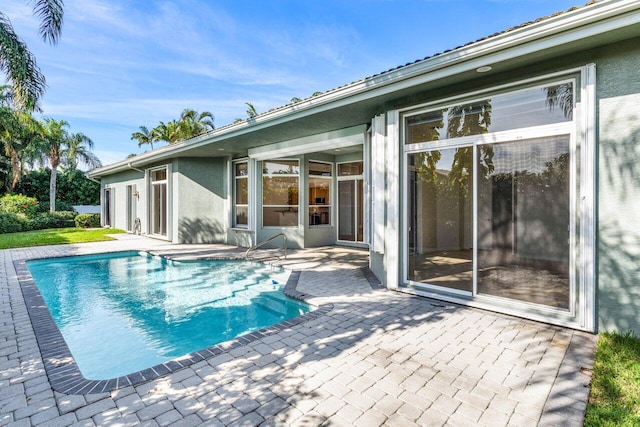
580,63,597,332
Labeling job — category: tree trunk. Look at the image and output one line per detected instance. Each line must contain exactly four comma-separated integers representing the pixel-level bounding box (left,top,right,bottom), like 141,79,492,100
10,149,21,191
50,165,57,212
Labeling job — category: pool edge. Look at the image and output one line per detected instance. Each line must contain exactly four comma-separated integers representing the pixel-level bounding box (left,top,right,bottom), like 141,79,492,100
14,254,334,395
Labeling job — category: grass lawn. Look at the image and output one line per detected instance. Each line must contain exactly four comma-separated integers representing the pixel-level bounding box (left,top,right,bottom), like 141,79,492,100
0,227,126,249
585,331,640,426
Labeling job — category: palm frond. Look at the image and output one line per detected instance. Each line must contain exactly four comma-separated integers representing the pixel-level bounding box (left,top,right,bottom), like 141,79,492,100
0,13,45,111
32,0,65,44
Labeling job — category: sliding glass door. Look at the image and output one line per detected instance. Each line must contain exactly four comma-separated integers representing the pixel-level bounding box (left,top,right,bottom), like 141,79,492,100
407,148,473,293
403,78,578,316
337,162,364,243
477,136,570,309
150,167,168,237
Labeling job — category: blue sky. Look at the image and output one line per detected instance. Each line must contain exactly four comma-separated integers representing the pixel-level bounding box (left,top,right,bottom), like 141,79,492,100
4,0,584,167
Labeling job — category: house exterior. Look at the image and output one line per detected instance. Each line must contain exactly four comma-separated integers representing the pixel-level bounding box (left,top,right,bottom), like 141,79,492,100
89,0,640,335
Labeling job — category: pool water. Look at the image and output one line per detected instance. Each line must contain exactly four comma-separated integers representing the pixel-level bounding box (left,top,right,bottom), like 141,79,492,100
26,251,310,380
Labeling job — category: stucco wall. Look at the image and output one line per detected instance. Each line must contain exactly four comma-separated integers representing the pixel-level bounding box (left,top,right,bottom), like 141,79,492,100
368,38,640,333
101,170,145,232
595,41,640,333
174,158,229,244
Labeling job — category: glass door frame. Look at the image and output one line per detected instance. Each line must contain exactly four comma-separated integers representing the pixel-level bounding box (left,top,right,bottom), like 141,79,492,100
336,161,365,244
405,139,476,298
403,121,577,313
397,67,596,331
148,165,170,239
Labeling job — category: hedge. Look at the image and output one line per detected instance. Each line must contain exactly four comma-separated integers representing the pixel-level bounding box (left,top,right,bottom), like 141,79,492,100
75,213,101,228
0,209,79,234
0,212,26,234
0,194,39,217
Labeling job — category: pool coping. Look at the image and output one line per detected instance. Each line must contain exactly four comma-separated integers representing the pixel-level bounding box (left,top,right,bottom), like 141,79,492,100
13,253,346,395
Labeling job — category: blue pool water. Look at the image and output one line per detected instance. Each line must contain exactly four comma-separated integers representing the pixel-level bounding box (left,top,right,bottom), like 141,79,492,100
26,251,310,380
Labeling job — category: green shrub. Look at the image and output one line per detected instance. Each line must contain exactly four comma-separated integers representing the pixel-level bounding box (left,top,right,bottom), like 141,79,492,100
26,213,60,231
26,212,75,230
0,194,39,218
0,212,25,234
51,211,77,221
75,213,101,228
34,200,77,214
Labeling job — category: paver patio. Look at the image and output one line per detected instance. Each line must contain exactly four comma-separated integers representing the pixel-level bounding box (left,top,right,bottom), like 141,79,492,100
1,234,594,426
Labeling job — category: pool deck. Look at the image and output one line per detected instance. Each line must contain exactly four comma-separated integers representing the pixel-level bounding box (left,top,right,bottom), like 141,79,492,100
1,234,595,426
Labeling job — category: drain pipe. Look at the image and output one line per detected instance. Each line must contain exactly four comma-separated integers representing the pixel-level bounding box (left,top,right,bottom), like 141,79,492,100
128,163,144,173
84,173,100,183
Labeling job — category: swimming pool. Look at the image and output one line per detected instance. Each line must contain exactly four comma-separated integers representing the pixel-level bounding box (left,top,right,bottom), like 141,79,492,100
26,251,311,380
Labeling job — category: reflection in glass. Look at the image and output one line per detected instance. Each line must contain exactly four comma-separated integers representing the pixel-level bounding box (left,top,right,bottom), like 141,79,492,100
262,160,299,227
152,169,167,181
477,136,570,309
235,206,248,227
234,161,248,227
309,162,332,176
357,179,364,242
235,178,248,205
406,83,573,145
263,207,299,227
407,148,473,292
263,177,299,205
338,161,363,176
309,177,330,226
263,160,299,175
152,183,167,236
338,181,356,241
235,162,248,176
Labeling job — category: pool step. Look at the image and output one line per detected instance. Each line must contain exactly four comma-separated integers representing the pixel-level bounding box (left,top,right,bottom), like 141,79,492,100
253,293,292,317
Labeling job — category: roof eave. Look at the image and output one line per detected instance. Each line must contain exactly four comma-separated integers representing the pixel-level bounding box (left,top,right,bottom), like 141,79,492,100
90,0,640,179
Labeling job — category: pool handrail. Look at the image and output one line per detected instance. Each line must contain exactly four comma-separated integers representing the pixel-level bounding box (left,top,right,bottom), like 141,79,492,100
245,233,287,262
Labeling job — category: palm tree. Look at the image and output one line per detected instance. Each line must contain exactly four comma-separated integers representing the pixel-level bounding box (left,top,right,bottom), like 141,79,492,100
36,118,69,212
177,108,214,138
131,125,156,150
64,132,101,172
153,120,180,144
0,0,64,111
245,102,258,118
0,108,40,190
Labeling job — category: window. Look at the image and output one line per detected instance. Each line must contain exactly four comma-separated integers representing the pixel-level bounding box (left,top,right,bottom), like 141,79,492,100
150,166,168,236
262,160,299,227
406,83,573,145
404,79,576,310
308,162,332,226
337,161,364,242
233,161,248,228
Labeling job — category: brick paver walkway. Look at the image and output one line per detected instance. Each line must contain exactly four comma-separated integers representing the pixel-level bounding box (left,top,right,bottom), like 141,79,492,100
1,235,594,426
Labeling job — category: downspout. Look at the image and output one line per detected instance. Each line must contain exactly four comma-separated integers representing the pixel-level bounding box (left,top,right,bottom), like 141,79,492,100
84,173,100,183
128,163,144,173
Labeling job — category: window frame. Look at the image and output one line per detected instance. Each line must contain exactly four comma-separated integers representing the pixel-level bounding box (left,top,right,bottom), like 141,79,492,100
261,159,300,228
401,74,580,319
148,165,170,239
232,159,249,229
308,160,333,227
336,161,365,243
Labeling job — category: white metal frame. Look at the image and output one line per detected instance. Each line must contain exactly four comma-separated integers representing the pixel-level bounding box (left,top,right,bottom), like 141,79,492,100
148,165,170,239
307,160,333,228
101,187,114,228
336,161,365,244
231,158,249,229
261,158,301,228
398,68,596,330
